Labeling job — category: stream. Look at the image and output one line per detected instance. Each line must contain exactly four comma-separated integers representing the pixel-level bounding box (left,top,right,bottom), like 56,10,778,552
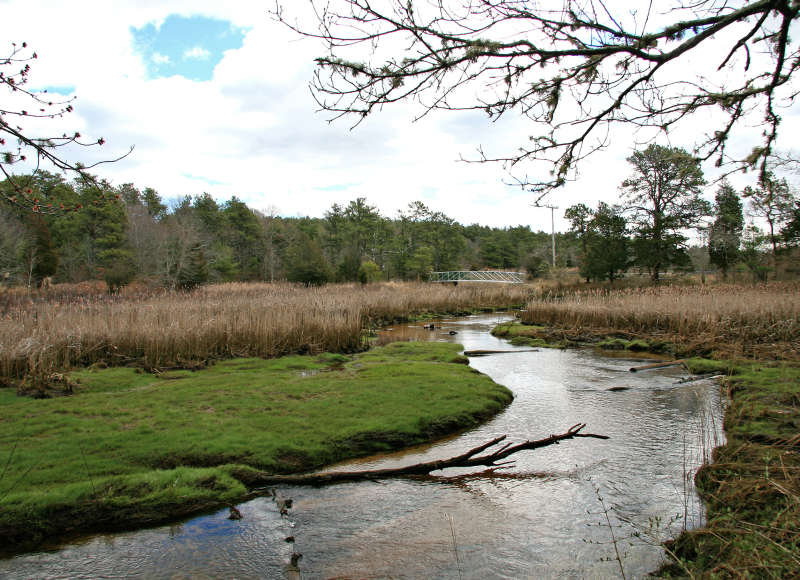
0,313,725,579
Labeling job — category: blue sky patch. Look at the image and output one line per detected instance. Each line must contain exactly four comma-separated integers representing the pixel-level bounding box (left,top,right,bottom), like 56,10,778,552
31,85,76,96
131,15,246,81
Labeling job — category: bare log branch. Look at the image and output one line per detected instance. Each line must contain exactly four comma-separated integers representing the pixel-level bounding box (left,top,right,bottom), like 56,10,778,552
247,424,609,488
629,359,688,372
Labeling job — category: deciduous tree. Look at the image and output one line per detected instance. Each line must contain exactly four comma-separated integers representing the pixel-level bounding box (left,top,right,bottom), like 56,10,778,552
743,171,795,261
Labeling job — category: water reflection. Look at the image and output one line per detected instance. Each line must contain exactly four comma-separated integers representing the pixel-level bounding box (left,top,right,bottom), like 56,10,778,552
0,313,725,579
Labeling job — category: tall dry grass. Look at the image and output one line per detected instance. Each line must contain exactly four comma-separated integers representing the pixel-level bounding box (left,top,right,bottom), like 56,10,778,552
0,281,530,378
521,282,800,358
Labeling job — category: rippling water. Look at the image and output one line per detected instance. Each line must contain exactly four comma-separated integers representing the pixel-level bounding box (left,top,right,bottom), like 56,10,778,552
0,313,725,579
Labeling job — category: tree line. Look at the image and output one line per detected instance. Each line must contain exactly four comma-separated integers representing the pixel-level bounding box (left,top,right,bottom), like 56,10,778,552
1,145,798,290
565,145,800,283
0,172,562,289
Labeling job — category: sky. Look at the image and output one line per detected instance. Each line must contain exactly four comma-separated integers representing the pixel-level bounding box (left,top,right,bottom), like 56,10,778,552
2,1,797,232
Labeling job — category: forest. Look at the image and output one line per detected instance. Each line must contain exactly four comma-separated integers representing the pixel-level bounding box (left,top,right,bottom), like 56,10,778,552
2,144,799,292
0,170,565,289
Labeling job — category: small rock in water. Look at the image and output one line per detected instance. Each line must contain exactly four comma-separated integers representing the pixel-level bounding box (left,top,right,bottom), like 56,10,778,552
277,497,293,515
227,505,243,520
607,386,631,392
449,330,458,335
285,536,295,543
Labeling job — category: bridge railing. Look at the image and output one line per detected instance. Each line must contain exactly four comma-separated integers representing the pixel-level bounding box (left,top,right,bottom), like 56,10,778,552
429,271,527,284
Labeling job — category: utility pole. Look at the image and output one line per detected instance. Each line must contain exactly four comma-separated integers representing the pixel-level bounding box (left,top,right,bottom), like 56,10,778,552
534,203,558,268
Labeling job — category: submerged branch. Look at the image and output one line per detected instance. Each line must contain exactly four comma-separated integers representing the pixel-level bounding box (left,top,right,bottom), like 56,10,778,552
248,424,609,488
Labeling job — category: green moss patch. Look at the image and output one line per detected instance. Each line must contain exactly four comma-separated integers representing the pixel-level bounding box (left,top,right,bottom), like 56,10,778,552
0,342,511,552
491,322,567,348
595,337,652,351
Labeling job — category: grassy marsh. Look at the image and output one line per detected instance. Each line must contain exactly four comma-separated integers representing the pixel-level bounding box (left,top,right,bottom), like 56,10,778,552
0,341,512,550
520,282,800,359
0,281,531,382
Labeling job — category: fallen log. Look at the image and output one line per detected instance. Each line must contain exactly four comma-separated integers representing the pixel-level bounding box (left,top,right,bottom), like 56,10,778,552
247,423,608,488
629,359,687,373
463,349,539,356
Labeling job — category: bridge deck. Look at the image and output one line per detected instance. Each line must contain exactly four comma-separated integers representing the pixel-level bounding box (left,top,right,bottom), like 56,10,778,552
429,271,526,284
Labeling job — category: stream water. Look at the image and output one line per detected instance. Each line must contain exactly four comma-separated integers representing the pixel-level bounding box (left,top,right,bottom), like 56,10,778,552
0,313,725,579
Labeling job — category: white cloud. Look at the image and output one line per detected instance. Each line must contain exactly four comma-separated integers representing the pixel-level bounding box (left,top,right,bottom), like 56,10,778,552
151,52,170,65
183,46,210,60
0,0,792,232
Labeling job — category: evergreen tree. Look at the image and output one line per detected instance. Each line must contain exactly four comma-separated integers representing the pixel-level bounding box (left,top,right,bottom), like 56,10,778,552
620,144,710,281
286,231,331,286
177,243,209,290
565,203,593,282
221,196,265,280
141,187,167,220
708,181,744,279
192,193,224,235
28,215,58,285
740,225,771,282
782,201,800,247
585,203,629,282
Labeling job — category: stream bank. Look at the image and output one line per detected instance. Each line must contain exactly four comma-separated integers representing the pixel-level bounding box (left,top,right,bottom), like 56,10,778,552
491,320,800,577
0,341,511,554
657,362,800,578
1,312,726,579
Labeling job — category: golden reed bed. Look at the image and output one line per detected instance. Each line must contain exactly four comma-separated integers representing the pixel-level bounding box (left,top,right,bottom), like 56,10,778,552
0,281,530,378
522,282,800,359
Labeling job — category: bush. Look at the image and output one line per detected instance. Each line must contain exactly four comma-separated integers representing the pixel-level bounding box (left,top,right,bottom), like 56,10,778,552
358,260,382,284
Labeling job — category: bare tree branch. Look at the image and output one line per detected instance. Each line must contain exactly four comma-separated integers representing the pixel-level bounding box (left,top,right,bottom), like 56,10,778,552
1,42,132,214
274,0,800,195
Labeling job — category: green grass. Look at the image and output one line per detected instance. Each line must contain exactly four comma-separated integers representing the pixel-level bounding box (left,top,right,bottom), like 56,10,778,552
595,337,652,351
659,362,800,578
493,322,677,353
0,342,512,551
491,322,568,348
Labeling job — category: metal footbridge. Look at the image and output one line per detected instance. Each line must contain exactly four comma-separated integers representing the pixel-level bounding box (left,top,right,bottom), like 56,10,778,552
429,271,526,284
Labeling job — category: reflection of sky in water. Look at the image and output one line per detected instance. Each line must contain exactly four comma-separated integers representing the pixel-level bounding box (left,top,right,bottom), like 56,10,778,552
0,313,725,580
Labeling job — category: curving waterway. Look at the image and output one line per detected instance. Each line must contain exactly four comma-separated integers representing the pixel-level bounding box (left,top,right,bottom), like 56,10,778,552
0,313,725,579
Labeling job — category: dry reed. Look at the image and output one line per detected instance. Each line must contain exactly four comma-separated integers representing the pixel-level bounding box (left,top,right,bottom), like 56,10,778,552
0,281,530,378
521,282,800,358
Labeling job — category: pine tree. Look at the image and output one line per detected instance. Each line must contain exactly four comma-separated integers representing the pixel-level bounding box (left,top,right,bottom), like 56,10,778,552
708,181,744,279
585,203,629,282
620,145,710,281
